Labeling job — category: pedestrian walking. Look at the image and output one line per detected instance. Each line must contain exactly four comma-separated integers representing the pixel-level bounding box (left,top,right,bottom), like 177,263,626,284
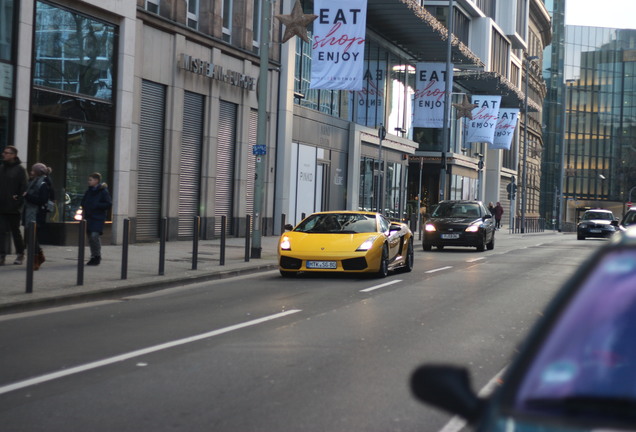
79,172,112,266
487,202,495,216
23,163,53,270
0,146,28,266
494,201,504,230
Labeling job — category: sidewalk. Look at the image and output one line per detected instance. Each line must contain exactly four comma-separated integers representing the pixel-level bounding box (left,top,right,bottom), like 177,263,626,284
0,228,565,314
0,236,281,314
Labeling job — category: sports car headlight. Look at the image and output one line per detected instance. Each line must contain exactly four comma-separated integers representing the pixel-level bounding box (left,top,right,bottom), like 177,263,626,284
280,236,291,250
465,224,480,233
425,224,436,232
356,236,379,251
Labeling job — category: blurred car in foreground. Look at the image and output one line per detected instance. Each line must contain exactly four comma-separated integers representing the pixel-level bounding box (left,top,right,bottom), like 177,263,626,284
278,211,413,278
423,200,495,252
576,208,618,240
411,226,636,431
619,207,636,231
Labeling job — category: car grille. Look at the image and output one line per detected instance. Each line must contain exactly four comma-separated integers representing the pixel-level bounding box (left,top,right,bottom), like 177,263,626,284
280,256,302,270
342,257,367,270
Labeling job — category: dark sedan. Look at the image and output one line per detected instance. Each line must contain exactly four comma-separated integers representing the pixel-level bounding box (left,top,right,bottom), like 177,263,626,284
423,200,495,252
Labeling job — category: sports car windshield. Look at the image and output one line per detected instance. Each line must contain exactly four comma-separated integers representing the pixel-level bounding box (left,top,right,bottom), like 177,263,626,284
431,203,481,218
513,248,636,421
294,213,378,234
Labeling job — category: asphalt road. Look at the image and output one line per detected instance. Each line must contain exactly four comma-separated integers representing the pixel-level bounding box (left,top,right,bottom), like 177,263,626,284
0,233,603,431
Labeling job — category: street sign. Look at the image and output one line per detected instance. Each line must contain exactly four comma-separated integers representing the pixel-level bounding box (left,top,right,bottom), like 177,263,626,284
627,202,633,207
252,144,266,155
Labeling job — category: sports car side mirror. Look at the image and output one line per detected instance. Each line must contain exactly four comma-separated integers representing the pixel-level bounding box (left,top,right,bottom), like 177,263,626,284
284,224,294,231
410,364,484,424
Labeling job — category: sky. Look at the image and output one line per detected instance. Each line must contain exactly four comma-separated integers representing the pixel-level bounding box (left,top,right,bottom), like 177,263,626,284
565,0,636,29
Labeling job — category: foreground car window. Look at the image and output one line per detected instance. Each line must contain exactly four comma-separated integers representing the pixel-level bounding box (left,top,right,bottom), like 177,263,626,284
294,214,377,233
513,248,636,421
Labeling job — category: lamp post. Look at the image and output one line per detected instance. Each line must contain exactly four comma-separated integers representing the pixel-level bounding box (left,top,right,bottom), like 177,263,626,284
521,55,539,233
439,0,454,202
377,124,387,214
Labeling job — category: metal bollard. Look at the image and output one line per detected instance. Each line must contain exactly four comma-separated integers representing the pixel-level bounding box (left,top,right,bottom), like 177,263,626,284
159,217,167,275
192,216,200,270
77,220,86,286
220,216,226,266
25,222,36,294
245,214,251,262
121,218,129,280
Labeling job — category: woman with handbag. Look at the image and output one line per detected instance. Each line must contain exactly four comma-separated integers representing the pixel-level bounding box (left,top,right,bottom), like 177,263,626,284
23,163,52,270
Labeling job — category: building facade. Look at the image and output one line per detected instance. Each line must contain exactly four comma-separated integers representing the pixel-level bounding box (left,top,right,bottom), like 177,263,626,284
542,0,636,228
2,0,552,245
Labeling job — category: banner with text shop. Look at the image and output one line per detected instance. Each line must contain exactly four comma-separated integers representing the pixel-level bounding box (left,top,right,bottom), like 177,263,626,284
310,0,367,90
413,62,453,128
491,108,519,150
466,95,501,144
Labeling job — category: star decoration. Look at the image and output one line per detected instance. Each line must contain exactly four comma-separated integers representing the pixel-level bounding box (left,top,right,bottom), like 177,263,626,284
452,94,478,119
275,0,318,44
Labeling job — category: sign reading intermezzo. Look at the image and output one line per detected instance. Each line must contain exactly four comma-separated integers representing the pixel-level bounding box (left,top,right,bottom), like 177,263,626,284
413,62,453,128
178,54,256,91
310,0,367,90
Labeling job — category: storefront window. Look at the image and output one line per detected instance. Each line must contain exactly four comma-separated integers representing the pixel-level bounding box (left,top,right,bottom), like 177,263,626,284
0,0,14,61
33,1,116,101
30,2,116,232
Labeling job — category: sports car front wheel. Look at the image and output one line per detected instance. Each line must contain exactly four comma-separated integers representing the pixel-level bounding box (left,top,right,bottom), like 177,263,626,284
377,245,389,278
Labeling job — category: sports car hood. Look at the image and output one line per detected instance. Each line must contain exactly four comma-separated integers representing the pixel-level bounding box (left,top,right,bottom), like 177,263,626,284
285,232,379,252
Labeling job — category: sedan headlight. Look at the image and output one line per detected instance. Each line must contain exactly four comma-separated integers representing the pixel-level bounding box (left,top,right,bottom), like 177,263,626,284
465,224,480,233
356,236,379,251
280,236,291,250
425,224,436,232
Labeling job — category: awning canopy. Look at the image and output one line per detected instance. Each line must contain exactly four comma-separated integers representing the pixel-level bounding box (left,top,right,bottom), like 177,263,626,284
366,0,483,68
455,71,542,112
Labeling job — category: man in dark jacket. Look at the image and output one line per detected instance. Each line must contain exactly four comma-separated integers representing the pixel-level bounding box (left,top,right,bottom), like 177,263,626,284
0,146,28,265
80,172,112,266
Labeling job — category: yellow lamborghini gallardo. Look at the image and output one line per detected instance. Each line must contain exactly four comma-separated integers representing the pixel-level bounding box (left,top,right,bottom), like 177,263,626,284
278,211,414,278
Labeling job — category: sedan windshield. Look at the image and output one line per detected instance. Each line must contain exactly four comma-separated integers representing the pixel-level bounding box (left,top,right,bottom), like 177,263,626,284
513,248,636,421
431,203,482,218
582,211,613,221
295,214,377,234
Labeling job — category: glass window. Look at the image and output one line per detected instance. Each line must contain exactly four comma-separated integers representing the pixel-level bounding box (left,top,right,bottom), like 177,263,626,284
33,2,116,102
222,0,232,42
187,0,198,30
145,0,159,14
0,99,9,149
0,0,14,61
252,0,260,48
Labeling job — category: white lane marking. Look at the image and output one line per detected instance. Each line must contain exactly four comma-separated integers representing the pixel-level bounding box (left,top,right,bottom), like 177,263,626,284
425,266,453,274
360,280,402,293
437,367,506,432
465,257,485,263
0,309,302,396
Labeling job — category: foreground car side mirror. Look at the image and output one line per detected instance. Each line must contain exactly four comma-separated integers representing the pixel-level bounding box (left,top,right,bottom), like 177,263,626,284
410,364,484,424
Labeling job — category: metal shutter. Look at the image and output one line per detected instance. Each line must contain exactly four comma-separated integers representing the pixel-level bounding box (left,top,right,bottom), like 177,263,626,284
178,91,204,238
137,80,165,241
215,100,237,235
246,109,257,217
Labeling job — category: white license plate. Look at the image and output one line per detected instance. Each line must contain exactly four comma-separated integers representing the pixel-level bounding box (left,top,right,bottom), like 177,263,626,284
441,234,460,239
306,260,337,269
589,229,602,233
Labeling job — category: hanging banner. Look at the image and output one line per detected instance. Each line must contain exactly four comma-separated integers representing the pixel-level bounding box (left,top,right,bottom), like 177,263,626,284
466,95,501,144
491,108,519,150
413,62,453,128
311,0,367,90
350,61,385,127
